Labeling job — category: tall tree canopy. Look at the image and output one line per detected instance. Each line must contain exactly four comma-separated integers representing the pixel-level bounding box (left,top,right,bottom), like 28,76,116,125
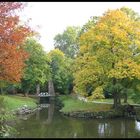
78,16,99,37
0,2,32,83
54,26,81,58
21,38,50,95
48,49,73,94
120,7,140,21
73,8,140,108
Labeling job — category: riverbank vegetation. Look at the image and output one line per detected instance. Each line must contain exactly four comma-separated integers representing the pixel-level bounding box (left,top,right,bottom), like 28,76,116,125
1,95,37,112
58,95,136,113
58,95,112,113
0,95,37,137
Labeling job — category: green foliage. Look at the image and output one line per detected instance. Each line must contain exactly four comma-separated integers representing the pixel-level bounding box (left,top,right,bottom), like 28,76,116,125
0,96,17,138
0,81,8,89
0,109,17,138
128,79,140,103
21,38,51,94
78,16,99,37
0,124,17,138
120,7,140,21
0,96,4,107
0,81,9,94
48,49,73,94
54,26,81,58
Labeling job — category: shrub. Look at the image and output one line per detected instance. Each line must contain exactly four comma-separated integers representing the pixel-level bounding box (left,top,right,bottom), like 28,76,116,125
87,86,105,100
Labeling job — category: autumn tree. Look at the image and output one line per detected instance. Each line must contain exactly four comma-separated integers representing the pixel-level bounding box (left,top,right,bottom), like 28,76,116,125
78,16,99,37
120,7,140,21
119,7,140,103
73,8,140,108
0,2,32,84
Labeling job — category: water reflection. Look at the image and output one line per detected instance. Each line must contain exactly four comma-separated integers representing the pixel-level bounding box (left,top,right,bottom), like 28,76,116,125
36,103,54,124
14,101,140,138
136,121,140,131
98,122,109,137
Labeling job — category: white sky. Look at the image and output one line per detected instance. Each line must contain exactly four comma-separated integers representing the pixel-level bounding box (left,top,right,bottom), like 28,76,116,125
20,2,140,52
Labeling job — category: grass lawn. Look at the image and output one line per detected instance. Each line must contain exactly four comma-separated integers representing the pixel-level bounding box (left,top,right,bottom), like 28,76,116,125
92,98,135,104
0,95,37,112
58,95,137,113
58,95,113,113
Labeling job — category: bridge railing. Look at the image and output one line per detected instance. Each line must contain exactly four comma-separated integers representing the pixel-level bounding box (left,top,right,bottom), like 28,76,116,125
38,92,55,97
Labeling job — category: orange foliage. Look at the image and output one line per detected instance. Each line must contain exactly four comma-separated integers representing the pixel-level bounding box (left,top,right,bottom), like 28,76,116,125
0,2,32,83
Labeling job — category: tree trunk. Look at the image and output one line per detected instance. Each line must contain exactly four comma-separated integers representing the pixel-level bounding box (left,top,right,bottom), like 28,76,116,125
112,70,121,108
113,92,121,108
118,92,121,105
0,87,3,95
48,80,55,96
24,89,29,97
112,76,118,108
12,86,17,94
124,93,127,103
36,83,40,96
113,92,118,108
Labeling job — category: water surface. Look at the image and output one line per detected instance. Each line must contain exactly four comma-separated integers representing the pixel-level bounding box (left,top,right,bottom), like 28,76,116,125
14,102,140,138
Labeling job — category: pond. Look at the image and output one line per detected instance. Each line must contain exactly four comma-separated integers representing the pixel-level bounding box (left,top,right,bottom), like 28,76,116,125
13,101,140,138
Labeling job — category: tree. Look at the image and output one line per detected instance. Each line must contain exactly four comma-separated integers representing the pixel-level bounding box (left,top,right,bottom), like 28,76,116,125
120,7,140,21
48,49,72,94
54,26,81,58
21,38,50,96
129,79,140,104
0,2,32,83
78,16,99,37
73,8,140,108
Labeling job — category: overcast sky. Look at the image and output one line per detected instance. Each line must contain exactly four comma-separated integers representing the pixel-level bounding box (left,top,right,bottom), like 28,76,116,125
20,2,140,52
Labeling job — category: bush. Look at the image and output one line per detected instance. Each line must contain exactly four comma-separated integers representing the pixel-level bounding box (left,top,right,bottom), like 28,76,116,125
0,102,9,137
87,86,105,100
0,109,16,138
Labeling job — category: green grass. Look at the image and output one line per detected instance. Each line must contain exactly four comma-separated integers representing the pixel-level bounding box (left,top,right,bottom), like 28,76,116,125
1,95,37,111
58,95,137,113
58,95,113,113
92,98,135,104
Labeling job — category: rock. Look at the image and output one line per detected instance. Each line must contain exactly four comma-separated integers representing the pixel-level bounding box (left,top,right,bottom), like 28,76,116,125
18,110,25,115
21,107,26,110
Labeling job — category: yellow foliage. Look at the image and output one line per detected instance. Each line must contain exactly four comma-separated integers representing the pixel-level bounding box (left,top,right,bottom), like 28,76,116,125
108,59,140,80
73,8,140,98
87,86,105,100
48,48,65,59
